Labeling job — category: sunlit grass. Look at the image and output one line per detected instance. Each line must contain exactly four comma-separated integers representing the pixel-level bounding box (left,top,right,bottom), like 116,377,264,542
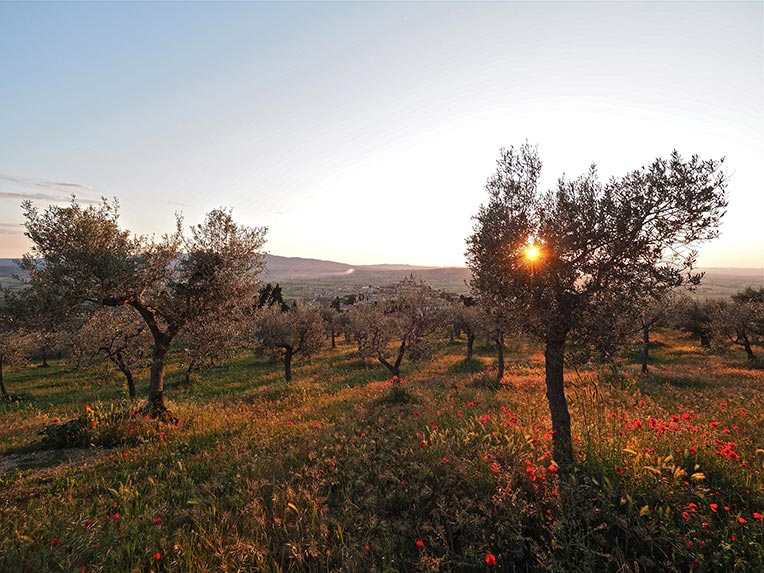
1,332,763,571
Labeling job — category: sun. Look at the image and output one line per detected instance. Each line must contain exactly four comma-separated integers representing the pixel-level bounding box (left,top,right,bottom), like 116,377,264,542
525,244,540,261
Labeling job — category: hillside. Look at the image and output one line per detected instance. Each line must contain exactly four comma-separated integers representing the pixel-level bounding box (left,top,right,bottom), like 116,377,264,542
1,330,763,571
1,257,761,298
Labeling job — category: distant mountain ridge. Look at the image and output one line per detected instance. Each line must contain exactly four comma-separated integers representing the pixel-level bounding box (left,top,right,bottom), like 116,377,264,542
263,254,440,278
1,257,761,298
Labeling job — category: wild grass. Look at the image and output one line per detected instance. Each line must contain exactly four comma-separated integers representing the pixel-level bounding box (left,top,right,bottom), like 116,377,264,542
1,331,762,572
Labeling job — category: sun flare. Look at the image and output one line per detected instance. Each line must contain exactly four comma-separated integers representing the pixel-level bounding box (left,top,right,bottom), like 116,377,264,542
525,245,540,261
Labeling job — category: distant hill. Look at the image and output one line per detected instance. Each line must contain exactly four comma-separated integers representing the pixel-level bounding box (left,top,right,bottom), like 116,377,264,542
262,254,438,277
1,257,761,299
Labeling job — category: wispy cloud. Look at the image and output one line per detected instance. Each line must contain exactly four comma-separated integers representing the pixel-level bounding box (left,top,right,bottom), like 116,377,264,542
0,222,24,235
0,174,100,203
166,200,192,208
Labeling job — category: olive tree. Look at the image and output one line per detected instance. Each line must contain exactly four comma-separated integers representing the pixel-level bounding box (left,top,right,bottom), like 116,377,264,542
674,294,713,349
636,291,678,375
178,308,244,385
708,288,764,361
76,307,152,399
0,292,32,401
346,283,442,378
21,198,267,417
255,303,325,382
467,144,727,470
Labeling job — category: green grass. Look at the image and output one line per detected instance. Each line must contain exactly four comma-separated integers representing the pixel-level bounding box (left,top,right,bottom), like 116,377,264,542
1,333,763,572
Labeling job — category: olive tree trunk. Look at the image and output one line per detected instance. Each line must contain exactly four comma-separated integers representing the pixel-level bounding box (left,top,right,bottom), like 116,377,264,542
110,351,136,400
0,356,9,401
742,334,757,361
495,329,504,384
283,346,294,382
466,331,475,362
147,335,172,416
641,324,650,374
544,334,573,473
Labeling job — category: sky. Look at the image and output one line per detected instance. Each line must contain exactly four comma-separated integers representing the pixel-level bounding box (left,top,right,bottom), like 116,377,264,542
1,1,762,268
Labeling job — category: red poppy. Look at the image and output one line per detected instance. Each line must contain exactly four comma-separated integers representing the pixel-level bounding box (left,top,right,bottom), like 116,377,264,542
485,553,497,565
416,539,424,550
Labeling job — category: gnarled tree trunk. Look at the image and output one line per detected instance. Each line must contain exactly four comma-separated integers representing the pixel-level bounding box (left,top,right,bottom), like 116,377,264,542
641,324,650,374
283,346,294,382
742,334,756,361
147,334,172,417
495,329,504,384
544,330,573,474
466,331,475,362
111,351,136,399
0,356,9,401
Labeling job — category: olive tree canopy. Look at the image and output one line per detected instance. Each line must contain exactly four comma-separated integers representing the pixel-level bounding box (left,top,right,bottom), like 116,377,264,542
466,144,727,470
21,198,267,417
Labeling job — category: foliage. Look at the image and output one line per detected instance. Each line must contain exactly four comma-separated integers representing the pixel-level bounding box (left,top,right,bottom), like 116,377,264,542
0,330,763,571
708,290,764,362
257,282,290,312
347,281,444,377
466,143,728,468
69,307,152,398
20,198,267,415
255,303,325,382
37,400,170,449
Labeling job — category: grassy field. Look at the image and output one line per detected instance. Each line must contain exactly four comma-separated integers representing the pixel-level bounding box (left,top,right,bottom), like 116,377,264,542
1,331,763,572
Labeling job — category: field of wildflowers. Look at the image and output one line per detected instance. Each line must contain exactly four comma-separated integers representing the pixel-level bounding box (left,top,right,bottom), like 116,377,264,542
0,330,762,572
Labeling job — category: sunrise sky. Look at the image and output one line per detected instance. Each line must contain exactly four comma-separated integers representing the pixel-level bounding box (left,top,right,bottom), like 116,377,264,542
1,1,762,268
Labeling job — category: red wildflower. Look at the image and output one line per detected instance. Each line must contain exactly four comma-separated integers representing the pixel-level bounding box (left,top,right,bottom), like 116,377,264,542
485,553,497,565
51,537,61,546
754,512,762,521
153,517,162,525
153,553,161,560
738,517,747,525
710,504,718,512
364,545,370,552
416,539,424,550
